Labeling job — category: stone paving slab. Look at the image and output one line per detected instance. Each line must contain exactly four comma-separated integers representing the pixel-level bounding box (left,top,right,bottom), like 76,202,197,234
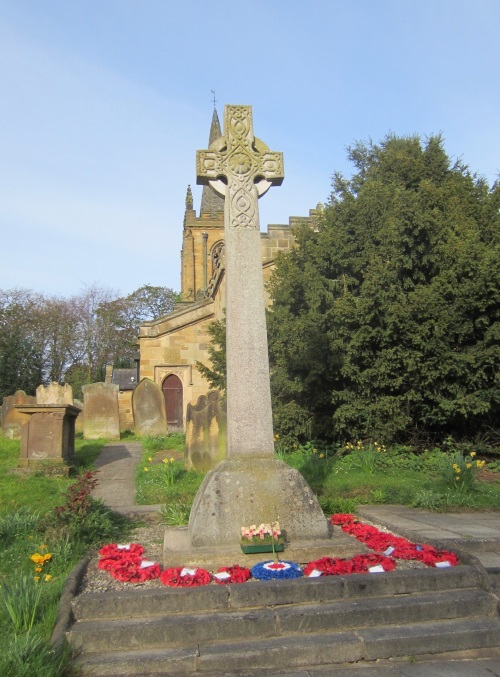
357,504,500,570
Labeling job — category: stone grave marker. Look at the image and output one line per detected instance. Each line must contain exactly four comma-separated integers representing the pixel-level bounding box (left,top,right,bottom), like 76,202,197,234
73,398,84,434
185,390,226,472
36,382,73,405
189,105,329,546
132,378,168,436
2,390,37,439
82,383,120,440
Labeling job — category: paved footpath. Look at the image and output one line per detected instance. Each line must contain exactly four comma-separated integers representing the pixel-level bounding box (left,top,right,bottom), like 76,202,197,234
91,441,163,521
90,442,500,674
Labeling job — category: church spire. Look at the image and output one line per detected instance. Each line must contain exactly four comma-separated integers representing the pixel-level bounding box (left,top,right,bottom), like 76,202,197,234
200,108,225,216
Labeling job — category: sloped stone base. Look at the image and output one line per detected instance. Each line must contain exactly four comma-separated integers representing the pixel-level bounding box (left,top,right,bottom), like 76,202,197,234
188,458,330,547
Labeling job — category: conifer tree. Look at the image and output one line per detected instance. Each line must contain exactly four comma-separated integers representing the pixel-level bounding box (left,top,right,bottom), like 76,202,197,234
267,135,500,443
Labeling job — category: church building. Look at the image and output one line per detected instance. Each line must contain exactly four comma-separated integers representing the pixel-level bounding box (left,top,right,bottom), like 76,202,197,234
137,108,319,431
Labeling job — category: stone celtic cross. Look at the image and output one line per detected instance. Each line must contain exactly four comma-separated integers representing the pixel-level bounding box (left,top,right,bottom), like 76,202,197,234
197,105,284,459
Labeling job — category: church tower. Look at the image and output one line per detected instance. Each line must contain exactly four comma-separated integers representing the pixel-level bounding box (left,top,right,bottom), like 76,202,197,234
180,108,225,301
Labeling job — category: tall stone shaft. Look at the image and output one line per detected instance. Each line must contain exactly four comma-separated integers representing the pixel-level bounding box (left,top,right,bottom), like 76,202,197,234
191,105,328,547
197,105,283,459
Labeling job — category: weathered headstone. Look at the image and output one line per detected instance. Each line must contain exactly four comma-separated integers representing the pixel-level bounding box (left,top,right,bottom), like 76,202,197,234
82,383,120,440
185,390,226,472
2,390,37,439
189,105,329,546
132,378,168,436
73,398,84,434
36,382,73,405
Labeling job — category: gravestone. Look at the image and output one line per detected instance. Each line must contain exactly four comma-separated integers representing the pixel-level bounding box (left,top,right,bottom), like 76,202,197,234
189,105,329,546
132,378,168,436
185,390,226,472
82,383,120,440
36,382,73,405
73,399,84,434
2,390,37,439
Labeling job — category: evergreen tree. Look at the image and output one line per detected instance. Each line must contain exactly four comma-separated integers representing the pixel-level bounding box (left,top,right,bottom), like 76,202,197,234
267,135,500,444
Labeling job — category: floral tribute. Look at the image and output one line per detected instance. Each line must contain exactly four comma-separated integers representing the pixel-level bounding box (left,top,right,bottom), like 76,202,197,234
97,543,160,583
304,553,396,577
96,513,459,587
240,522,283,545
213,565,252,585
160,566,211,587
330,514,459,567
251,560,303,581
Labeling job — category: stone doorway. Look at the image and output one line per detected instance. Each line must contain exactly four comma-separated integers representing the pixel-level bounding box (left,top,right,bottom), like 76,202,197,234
162,374,183,431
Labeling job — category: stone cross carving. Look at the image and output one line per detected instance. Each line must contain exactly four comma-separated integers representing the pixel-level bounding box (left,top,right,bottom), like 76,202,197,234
197,105,284,458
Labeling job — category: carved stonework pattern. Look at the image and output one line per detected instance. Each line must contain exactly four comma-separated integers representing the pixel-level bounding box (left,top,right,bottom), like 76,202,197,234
197,105,284,231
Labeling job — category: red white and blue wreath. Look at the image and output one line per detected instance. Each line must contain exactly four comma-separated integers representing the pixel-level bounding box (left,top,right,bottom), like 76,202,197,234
251,560,303,580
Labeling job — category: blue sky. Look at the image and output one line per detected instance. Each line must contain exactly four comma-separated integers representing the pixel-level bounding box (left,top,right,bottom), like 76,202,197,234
1,0,498,298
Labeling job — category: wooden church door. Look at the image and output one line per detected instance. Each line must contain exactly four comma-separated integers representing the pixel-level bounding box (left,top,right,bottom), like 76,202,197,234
162,374,183,431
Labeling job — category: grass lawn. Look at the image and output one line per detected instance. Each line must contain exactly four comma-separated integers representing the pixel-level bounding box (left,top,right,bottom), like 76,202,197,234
0,431,131,676
0,434,105,516
284,442,500,513
135,434,204,523
135,435,500,524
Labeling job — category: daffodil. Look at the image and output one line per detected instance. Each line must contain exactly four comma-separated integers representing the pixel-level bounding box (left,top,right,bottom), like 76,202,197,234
44,574,52,582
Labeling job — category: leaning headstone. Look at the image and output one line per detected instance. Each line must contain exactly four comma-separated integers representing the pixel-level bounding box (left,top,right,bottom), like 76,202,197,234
2,390,37,439
132,378,168,437
36,382,73,405
185,391,226,472
189,105,329,546
82,383,120,440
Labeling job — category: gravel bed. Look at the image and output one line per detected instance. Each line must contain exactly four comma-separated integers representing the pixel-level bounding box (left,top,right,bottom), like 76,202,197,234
80,517,433,595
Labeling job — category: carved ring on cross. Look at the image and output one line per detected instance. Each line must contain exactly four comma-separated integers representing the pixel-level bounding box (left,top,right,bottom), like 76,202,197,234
207,135,274,199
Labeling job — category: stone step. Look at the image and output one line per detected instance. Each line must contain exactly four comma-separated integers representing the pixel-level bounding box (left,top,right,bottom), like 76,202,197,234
68,588,496,654
72,565,484,622
74,617,500,675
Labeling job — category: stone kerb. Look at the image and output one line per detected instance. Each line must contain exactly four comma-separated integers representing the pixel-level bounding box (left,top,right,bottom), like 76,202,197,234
2,390,37,439
132,378,167,437
185,390,226,472
82,383,120,440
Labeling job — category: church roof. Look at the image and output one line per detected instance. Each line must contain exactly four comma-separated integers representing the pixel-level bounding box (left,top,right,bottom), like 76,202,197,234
111,368,138,391
200,108,225,216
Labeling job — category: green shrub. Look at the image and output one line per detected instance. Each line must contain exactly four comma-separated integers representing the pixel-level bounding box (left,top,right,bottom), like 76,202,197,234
0,509,39,547
439,450,485,493
0,574,44,635
319,496,358,515
0,633,69,677
410,490,445,510
160,500,191,526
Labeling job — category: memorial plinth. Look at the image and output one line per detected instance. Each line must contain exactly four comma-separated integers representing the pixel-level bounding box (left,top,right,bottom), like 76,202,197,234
187,105,329,548
15,404,81,468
